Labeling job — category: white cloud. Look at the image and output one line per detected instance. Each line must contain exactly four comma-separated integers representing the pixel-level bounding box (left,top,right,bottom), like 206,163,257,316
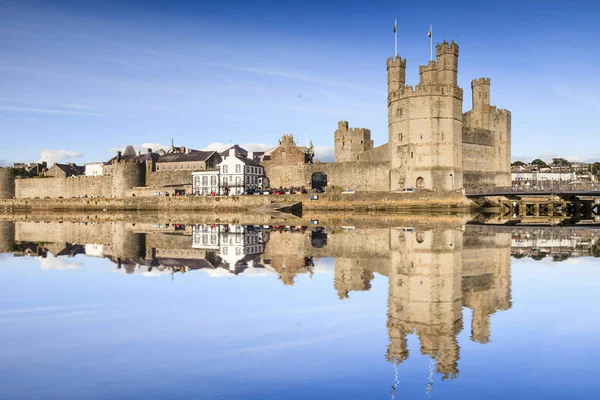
38,149,84,165
200,142,274,153
314,146,334,162
513,154,600,164
39,255,82,271
0,160,11,167
109,143,168,155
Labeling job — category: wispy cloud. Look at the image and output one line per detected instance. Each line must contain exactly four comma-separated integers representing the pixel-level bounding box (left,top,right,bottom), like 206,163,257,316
0,105,102,116
38,149,84,165
0,159,11,167
201,142,274,153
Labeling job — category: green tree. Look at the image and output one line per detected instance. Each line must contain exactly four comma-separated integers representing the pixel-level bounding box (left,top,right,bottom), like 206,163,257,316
591,241,600,258
511,161,525,167
552,158,571,167
531,159,548,169
591,162,600,179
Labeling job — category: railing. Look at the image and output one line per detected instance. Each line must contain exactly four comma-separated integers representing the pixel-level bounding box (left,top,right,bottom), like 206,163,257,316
467,183,600,196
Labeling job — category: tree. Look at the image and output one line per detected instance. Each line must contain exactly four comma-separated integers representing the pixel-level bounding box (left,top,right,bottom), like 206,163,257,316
591,162,600,179
551,158,571,167
511,161,525,167
531,159,548,169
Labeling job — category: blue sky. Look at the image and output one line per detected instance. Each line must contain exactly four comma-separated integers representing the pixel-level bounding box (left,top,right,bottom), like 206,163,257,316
1,0,599,165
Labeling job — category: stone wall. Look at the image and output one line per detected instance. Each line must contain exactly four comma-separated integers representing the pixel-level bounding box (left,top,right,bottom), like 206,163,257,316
15,176,112,199
357,143,390,162
146,170,193,187
0,168,15,199
263,161,390,191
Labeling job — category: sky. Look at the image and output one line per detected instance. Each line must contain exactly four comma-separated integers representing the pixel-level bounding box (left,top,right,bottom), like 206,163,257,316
1,0,599,166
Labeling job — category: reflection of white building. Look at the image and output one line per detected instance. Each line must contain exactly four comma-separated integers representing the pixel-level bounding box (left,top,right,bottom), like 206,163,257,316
192,224,268,267
512,171,576,185
192,148,265,196
85,244,104,257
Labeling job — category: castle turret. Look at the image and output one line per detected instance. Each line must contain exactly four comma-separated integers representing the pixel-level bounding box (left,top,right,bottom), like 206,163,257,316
334,121,374,162
0,168,15,199
387,56,406,94
436,41,459,86
388,41,464,192
470,78,491,130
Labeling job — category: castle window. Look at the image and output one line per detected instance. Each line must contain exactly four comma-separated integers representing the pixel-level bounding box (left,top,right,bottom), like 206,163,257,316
174,164,177,170
411,152,414,158
399,133,403,141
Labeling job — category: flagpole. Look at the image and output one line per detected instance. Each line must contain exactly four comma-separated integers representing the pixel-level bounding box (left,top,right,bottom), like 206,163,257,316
429,24,433,62
394,18,398,58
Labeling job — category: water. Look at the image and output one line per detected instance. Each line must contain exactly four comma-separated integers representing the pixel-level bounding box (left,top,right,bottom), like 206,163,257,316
0,220,599,399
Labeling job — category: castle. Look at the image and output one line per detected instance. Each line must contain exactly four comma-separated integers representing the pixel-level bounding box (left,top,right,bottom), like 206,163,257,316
263,40,511,192
0,39,511,199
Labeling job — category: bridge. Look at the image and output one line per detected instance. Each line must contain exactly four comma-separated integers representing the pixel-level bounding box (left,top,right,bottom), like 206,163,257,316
466,185,600,225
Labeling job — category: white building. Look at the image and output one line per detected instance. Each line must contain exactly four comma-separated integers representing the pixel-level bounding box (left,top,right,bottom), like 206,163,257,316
192,148,265,195
85,162,104,176
512,171,576,185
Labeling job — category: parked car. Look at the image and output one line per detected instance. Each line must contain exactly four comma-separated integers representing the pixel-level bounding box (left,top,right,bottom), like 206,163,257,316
402,188,416,193
262,190,272,195
341,189,356,194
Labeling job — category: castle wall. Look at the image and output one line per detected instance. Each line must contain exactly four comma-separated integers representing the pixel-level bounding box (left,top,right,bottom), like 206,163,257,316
15,176,112,199
357,143,390,162
0,168,15,199
263,161,390,192
146,170,193,187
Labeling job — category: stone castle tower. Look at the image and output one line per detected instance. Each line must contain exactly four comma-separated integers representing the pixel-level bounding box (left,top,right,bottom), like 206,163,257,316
463,78,512,187
334,121,374,162
110,156,145,197
387,41,464,192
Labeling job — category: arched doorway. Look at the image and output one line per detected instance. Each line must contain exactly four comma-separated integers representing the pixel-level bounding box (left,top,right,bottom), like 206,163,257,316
311,172,328,190
416,177,424,189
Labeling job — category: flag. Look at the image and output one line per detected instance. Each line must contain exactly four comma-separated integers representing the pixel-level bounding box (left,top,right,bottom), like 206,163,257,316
427,25,432,37
394,19,397,33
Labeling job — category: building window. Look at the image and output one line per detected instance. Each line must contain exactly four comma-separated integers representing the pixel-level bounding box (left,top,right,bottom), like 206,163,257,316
187,164,190,170
236,165,240,173
202,176,208,185
181,163,184,169
193,163,197,169
169,165,172,170
223,165,228,173
174,164,177,170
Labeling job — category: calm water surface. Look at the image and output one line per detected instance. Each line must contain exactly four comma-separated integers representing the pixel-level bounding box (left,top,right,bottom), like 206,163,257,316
0,220,599,399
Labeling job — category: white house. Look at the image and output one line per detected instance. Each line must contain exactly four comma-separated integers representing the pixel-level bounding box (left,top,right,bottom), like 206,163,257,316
85,162,104,176
512,171,576,185
192,148,265,195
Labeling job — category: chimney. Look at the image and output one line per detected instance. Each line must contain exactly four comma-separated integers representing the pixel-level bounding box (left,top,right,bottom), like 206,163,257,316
180,146,186,154
117,151,122,162
229,147,236,158
147,148,152,154
247,151,254,160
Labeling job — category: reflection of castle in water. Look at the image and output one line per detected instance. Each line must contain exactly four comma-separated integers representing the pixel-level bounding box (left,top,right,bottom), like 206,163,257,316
2,220,599,380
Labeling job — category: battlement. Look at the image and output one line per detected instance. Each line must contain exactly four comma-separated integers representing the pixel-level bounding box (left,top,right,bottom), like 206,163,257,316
418,61,438,74
386,55,407,68
388,84,464,103
472,78,490,86
336,121,371,136
436,40,459,57
488,106,511,116
279,134,296,146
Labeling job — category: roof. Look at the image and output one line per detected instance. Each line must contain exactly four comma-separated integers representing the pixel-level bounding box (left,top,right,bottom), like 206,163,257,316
104,151,160,166
219,145,247,157
157,150,217,163
235,156,261,166
52,163,84,176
